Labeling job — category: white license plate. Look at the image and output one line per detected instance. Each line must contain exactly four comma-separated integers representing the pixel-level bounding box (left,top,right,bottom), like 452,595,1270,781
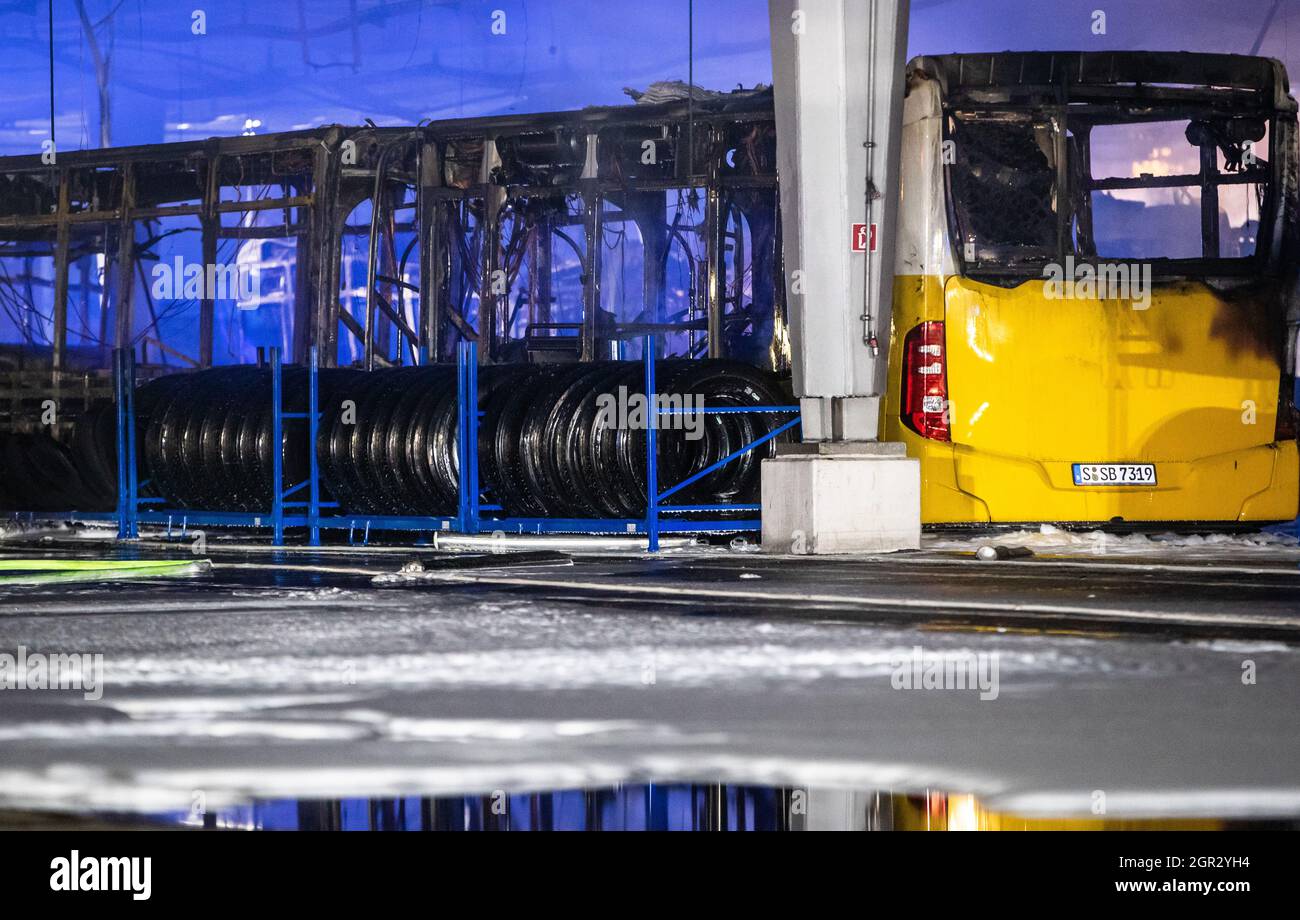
1072,463,1157,486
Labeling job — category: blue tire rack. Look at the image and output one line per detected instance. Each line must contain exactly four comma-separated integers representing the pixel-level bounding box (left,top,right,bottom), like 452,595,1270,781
95,338,801,551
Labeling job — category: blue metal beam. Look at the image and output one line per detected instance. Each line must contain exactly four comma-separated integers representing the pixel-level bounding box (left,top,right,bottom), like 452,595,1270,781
656,416,801,504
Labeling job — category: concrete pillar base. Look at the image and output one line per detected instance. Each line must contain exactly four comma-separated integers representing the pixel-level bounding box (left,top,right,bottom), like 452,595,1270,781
760,445,920,555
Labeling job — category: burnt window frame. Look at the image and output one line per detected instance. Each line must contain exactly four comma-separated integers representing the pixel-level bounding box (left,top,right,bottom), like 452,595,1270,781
940,82,1291,285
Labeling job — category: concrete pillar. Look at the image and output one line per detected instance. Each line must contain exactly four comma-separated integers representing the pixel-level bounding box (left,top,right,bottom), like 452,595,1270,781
764,0,918,553
762,443,920,554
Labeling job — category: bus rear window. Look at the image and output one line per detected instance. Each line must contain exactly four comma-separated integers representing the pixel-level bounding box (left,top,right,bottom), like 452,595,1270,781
1088,120,1266,261
947,111,1274,276
1090,189,1204,260
947,116,1058,266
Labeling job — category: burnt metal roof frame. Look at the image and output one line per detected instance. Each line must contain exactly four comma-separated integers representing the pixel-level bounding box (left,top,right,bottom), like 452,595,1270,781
913,51,1295,113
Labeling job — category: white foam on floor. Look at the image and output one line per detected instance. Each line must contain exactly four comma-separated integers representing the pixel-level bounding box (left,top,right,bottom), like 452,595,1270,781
926,523,1300,559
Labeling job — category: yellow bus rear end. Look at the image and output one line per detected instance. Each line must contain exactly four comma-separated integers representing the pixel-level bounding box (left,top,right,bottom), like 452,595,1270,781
884,52,1300,527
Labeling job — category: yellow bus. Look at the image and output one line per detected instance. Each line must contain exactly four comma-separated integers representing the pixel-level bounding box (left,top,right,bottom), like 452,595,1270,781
883,52,1300,526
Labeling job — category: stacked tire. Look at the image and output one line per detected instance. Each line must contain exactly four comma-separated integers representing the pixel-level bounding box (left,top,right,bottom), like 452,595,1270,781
3,360,794,518
314,360,793,517
0,405,117,512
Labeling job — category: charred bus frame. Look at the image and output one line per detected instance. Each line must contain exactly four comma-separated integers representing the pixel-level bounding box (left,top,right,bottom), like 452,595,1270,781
0,91,783,428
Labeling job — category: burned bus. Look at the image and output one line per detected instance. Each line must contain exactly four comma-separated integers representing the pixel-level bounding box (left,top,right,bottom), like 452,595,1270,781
885,52,1300,525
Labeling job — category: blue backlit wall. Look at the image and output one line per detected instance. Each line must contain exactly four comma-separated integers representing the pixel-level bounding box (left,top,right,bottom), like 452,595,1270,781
0,1,1294,157
0,0,1293,364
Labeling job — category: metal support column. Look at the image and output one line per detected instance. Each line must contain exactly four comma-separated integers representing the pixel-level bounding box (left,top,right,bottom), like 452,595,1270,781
113,348,128,538
313,131,343,368
467,342,480,533
270,347,285,545
113,164,136,350
419,140,443,362
456,341,481,534
768,0,911,440
308,345,321,546
644,334,659,552
126,348,138,539
113,346,139,539
704,139,724,358
762,0,920,554
580,133,602,360
199,149,220,369
479,140,505,364
51,169,70,382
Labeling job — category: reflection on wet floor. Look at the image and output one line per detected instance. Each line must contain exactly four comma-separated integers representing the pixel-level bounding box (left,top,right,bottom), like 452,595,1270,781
135,787,1296,831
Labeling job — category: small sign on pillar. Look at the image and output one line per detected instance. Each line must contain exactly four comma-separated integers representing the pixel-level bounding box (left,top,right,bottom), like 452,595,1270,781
851,222,877,253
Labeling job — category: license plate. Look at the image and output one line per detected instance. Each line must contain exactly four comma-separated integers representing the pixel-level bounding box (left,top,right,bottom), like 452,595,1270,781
1072,463,1157,486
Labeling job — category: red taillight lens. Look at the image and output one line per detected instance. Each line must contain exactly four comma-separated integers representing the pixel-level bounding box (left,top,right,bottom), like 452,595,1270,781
901,321,950,442
1276,375,1298,441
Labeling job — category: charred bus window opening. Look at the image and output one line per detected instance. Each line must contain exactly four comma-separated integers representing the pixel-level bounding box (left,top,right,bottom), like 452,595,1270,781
937,53,1295,285
949,110,1278,280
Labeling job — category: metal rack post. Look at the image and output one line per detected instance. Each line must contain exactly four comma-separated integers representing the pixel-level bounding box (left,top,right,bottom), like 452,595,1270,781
113,348,128,538
112,346,140,539
308,346,321,546
126,348,138,538
644,334,660,552
270,347,285,546
467,341,481,535
453,340,482,535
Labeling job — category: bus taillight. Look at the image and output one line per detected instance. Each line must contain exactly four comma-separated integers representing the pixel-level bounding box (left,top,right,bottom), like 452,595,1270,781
902,321,950,442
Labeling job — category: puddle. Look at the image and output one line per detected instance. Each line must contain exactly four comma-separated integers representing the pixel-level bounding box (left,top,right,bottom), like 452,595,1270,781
47,786,1300,831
